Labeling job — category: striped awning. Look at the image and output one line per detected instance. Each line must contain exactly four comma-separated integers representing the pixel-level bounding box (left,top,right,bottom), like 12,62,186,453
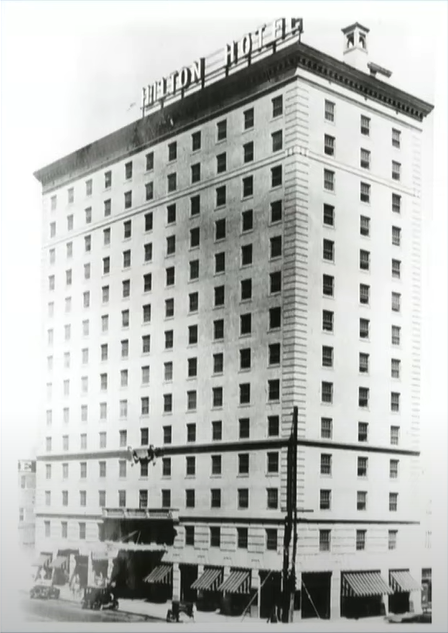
191,568,223,592
144,565,172,585
49,556,68,569
217,570,251,594
390,571,421,593
342,572,393,597
32,554,52,567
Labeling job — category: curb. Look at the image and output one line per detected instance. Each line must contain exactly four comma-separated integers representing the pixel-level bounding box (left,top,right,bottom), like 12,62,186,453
57,595,166,621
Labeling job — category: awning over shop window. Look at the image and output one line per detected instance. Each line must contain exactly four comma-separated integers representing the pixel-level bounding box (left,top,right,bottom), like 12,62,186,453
144,565,172,585
342,572,393,597
32,554,51,567
50,556,68,569
217,570,251,594
390,570,421,593
191,567,223,592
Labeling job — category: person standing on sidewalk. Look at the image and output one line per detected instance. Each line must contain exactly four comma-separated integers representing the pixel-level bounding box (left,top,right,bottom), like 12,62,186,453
191,602,196,622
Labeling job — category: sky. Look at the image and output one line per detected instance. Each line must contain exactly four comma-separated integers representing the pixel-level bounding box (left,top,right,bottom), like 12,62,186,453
0,1,447,626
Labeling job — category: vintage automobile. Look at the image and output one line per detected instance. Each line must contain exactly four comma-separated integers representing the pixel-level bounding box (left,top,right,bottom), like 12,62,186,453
166,600,194,622
29,583,60,600
81,586,119,610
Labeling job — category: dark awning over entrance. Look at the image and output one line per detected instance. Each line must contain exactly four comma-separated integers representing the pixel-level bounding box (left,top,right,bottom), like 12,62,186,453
342,572,393,597
191,567,223,592
390,570,421,593
144,565,172,585
49,556,68,569
217,570,251,594
32,554,51,567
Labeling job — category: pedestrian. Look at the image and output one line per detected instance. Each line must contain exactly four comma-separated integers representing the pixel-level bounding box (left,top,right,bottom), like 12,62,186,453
191,602,196,622
268,605,278,623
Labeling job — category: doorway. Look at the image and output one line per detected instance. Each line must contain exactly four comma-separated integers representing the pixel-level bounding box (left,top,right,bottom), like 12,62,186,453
301,572,331,619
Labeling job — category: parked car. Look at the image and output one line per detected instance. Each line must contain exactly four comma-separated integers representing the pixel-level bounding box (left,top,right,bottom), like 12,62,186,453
30,584,60,600
166,600,194,622
81,586,119,611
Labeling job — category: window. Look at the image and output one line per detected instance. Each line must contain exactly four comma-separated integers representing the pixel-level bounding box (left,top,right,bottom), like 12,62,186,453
272,95,283,117
187,390,197,410
269,343,281,366
266,488,278,509
390,459,399,479
84,263,91,280
269,307,281,330
270,236,282,259
272,130,283,152
214,285,225,307
321,381,333,404
187,423,196,443
190,195,200,217
163,428,171,445
66,242,73,258
216,153,226,174
388,530,397,550
357,457,368,477
324,100,335,122
392,292,401,312
83,291,90,308
360,318,370,339
164,205,176,228
144,213,153,234
186,457,196,477
359,387,369,408
211,454,222,476
237,527,248,549
165,330,174,350
66,269,72,286
392,161,401,181
270,201,282,224
356,530,366,551
322,346,333,368
323,239,334,261
360,250,370,271
213,353,224,374
244,107,254,129
214,319,224,340
391,359,401,379
217,120,227,141
119,399,128,418
360,115,370,136
162,457,171,477
360,148,370,169
321,417,332,439
392,325,401,346
216,185,226,207
185,490,195,508
189,325,198,345
236,418,249,440
358,422,368,442
391,392,400,412
243,141,254,163
323,274,334,297
392,226,401,246
360,181,372,204
243,176,253,198
167,173,177,192
100,402,107,420
67,214,74,231
392,193,401,213
391,128,401,148
141,334,150,354
85,207,92,225
240,348,251,370
192,131,201,151
320,454,332,475
268,379,280,401
210,527,221,548
146,151,154,171
84,235,91,253
211,489,221,508
359,352,369,374
49,222,56,238
240,313,251,335
144,181,154,201
390,426,400,445
266,528,278,550
319,530,331,552
320,489,331,510
360,216,371,238
389,492,398,511
213,387,223,407
165,267,175,287
324,134,335,156
162,490,171,507
99,431,107,448
140,428,149,446
357,491,367,511
241,244,253,266
123,191,132,209
392,259,401,279
324,169,335,191
215,219,226,240
168,141,177,161
270,272,281,295
212,420,222,441
322,310,334,332
360,284,370,305
165,235,176,257
271,165,282,188
191,163,201,183
48,275,55,291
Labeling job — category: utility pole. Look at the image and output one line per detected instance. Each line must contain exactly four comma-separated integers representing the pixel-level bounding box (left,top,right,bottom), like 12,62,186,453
281,406,298,623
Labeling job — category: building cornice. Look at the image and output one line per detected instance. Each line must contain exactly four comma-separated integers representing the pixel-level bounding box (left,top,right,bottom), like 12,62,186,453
33,39,433,189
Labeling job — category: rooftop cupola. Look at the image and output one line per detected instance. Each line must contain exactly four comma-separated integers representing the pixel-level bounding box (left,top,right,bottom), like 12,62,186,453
342,22,370,71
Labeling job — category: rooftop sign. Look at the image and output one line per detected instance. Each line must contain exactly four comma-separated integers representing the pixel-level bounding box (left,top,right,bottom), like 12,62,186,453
142,18,303,113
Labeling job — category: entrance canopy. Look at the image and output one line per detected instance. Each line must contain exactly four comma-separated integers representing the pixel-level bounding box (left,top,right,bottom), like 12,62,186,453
342,571,393,597
390,570,421,593
191,567,223,592
32,554,51,567
144,564,172,585
49,556,68,569
217,570,251,594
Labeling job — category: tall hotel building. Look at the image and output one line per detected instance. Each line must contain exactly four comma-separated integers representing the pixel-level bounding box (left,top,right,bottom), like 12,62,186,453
33,21,433,620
